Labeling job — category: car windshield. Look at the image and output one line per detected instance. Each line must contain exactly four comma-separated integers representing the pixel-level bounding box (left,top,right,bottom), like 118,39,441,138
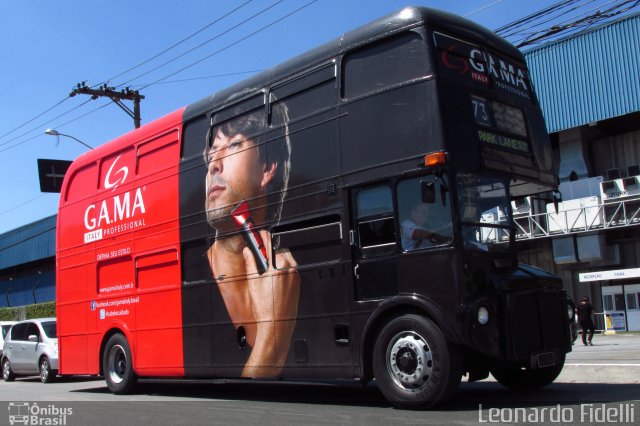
457,173,512,253
41,321,57,338
1,325,11,339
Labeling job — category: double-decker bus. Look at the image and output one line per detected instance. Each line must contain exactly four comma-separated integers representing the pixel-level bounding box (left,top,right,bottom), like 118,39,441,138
54,7,572,409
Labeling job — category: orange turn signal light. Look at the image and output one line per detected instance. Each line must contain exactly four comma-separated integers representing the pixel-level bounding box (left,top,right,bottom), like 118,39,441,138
424,151,447,167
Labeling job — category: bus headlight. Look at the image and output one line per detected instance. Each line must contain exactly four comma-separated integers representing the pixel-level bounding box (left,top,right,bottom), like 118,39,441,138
478,306,490,325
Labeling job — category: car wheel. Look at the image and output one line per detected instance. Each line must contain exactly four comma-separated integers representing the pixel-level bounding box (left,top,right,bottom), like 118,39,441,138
491,354,565,391
103,333,137,394
3,358,15,382
372,314,462,409
40,357,55,383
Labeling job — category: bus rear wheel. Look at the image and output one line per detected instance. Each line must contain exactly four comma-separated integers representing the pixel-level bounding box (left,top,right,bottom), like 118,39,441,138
491,355,565,391
372,314,461,409
103,333,137,394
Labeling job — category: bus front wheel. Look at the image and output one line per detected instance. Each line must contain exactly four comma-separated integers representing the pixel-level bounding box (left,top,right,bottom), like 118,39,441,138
103,333,137,394
372,314,461,409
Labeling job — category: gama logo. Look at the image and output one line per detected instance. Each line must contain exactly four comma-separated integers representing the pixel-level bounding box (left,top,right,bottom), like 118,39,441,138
104,155,129,190
83,155,147,243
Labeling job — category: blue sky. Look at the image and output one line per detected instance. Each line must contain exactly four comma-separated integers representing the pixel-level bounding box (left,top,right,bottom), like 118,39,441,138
0,0,565,234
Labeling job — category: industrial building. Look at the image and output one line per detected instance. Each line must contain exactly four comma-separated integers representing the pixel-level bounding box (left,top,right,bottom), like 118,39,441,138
519,12,640,331
0,215,56,307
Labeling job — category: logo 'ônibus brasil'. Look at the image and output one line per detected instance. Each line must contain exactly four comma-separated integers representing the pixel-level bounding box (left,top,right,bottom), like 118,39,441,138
83,155,146,231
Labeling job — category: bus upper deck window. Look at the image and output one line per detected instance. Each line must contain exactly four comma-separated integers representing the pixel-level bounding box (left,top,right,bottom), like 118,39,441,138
342,31,428,99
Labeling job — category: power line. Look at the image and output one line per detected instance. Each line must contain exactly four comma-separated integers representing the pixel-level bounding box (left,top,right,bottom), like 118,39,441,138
464,0,505,17
0,195,47,217
115,0,286,89
139,0,319,91
0,97,69,142
499,0,602,38
1,0,319,155
0,134,42,155
42,101,112,137
507,0,610,42
0,66,262,154
0,101,111,154
0,2,255,146
1,0,320,225
70,83,145,129
130,70,263,87
0,99,93,148
495,0,581,34
99,0,254,88
514,0,640,47
495,0,640,47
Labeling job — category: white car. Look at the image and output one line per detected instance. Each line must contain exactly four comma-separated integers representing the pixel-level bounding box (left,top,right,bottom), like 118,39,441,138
0,321,16,358
1,318,58,383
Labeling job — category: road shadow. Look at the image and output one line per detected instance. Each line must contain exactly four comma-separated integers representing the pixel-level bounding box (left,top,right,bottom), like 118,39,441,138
73,379,391,407
70,379,640,410
15,375,102,384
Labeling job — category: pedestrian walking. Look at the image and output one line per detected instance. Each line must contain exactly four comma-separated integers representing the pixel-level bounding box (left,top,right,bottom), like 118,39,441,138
577,296,596,346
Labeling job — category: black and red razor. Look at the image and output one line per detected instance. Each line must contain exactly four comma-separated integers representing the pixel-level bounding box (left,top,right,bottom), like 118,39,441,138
231,201,268,274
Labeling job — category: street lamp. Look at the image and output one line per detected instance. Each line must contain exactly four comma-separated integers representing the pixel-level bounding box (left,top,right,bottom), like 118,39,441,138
45,129,93,150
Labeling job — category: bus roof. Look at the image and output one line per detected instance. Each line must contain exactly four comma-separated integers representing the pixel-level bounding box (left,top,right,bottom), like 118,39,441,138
59,108,185,197
184,6,521,122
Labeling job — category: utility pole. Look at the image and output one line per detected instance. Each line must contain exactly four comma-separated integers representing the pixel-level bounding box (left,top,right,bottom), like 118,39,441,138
70,82,145,128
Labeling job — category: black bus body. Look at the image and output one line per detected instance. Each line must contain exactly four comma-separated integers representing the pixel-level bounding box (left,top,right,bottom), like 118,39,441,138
64,7,571,409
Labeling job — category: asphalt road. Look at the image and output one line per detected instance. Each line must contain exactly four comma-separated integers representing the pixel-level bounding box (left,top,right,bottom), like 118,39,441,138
1,334,639,426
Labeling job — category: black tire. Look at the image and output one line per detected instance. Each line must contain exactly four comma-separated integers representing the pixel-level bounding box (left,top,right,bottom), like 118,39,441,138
2,358,15,382
491,355,565,391
372,314,462,410
102,333,137,394
39,356,55,383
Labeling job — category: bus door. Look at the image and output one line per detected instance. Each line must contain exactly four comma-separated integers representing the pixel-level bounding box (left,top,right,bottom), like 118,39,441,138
350,176,455,301
394,175,456,300
350,184,400,301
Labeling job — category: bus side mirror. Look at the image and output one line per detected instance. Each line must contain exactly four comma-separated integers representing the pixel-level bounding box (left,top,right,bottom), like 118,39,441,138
421,181,436,204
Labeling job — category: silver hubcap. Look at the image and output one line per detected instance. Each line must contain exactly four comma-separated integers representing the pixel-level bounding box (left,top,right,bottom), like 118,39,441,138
107,344,127,384
386,331,432,391
40,359,49,381
3,361,9,379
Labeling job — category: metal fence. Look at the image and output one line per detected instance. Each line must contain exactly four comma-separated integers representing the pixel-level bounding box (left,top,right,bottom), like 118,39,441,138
514,198,640,240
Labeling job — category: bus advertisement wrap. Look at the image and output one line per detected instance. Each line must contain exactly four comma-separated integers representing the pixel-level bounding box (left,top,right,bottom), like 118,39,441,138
53,7,571,410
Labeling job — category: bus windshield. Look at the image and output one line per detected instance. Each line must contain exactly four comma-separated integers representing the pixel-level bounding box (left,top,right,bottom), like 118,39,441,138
456,173,512,252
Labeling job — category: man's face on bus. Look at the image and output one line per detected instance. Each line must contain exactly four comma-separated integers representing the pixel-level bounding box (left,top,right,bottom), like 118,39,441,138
205,128,274,228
